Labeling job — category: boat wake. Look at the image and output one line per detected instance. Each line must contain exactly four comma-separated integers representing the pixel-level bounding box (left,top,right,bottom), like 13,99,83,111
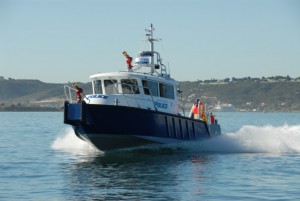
185,124,300,154
52,125,300,155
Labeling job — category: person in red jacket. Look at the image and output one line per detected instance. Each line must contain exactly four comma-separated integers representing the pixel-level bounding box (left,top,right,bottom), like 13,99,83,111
210,112,215,124
123,51,133,70
72,83,83,103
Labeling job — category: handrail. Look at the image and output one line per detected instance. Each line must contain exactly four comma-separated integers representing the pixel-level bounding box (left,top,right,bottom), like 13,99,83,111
64,85,77,103
114,82,157,110
114,83,140,108
142,86,157,111
113,82,129,106
65,81,158,111
64,84,90,104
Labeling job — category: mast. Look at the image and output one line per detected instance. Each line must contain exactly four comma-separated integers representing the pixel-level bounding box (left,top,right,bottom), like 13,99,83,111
145,24,160,65
140,24,168,77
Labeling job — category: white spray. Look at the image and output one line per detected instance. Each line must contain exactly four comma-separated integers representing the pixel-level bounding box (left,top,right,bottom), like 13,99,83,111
52,124,300,154
187,124,300,153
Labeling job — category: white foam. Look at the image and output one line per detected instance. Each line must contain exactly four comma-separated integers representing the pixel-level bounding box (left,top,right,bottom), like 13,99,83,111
52,125,300,155
186,124,300,154
51,127,102,156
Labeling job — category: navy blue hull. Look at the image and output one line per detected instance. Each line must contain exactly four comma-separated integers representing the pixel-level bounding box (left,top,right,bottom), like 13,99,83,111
64,102,215,151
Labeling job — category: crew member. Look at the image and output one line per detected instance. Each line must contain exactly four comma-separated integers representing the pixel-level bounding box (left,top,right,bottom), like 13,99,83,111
189,98,200,119
199,99,207,122
210,112,215,124
72,83,83,103
123,51,133,70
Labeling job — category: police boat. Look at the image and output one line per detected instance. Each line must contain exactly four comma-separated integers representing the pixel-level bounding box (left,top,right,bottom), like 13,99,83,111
64,24,221,151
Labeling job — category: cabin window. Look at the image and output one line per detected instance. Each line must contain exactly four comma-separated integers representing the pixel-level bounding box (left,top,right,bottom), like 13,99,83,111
121,79,140,94
159,83,174,99
142,80,158,96
94,80,103,94
104,79,118,94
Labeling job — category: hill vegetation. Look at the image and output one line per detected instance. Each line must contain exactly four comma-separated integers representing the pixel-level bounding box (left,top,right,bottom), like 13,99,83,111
0,77,91,110
180,76,300,112
0,75,300,112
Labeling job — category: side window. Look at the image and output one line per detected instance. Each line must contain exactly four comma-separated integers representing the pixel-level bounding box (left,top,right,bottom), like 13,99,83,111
94,80,103,94
104,80,118,94
142,80,158,96
159,83,174,99
121,79,140,94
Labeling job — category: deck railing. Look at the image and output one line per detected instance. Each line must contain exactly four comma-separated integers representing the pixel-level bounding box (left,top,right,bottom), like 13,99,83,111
64,83,157,110
64,85,77,103
114,82,157,110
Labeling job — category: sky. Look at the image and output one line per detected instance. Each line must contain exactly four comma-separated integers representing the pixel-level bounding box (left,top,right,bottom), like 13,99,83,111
0,0,300,83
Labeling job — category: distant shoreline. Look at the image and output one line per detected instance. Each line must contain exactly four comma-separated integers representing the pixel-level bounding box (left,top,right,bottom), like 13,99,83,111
0,107,62,112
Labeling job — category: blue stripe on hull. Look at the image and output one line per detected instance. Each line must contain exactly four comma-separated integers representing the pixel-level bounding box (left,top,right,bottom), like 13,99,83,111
64,102,211,151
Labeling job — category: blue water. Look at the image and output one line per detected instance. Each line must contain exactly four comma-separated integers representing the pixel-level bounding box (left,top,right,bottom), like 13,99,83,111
1,112,300,200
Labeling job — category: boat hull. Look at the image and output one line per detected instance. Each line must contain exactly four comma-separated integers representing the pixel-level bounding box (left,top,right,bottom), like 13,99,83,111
64,102,220,151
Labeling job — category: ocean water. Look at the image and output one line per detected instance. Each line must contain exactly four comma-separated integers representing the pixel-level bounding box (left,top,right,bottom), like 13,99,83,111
1,112,300,200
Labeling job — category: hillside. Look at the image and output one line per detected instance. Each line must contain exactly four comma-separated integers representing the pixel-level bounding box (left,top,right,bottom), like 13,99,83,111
0,76,300,112
0,78,91,109
179,79,300,112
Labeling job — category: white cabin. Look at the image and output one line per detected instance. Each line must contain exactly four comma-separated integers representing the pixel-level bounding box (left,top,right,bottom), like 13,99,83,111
86,70,180,115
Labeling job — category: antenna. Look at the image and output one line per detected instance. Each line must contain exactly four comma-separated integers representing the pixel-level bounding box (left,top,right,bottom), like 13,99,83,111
145,24,161,64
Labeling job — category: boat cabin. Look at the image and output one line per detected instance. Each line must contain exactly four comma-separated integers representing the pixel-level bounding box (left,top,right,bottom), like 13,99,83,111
86,71,180,115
